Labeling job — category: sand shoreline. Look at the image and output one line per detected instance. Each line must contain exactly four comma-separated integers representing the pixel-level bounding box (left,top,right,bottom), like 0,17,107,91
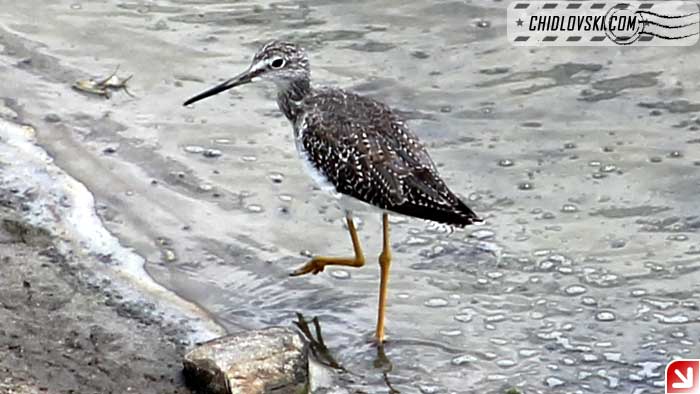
0,189,192,393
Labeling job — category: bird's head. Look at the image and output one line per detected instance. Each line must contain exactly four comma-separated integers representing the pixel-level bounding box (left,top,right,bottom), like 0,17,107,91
184,40,309,106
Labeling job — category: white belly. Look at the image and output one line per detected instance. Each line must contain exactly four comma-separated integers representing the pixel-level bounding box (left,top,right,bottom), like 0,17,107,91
296,145,383,215
294,118,384,215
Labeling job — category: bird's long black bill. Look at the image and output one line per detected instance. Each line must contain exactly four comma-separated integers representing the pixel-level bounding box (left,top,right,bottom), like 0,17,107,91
183,69,255,106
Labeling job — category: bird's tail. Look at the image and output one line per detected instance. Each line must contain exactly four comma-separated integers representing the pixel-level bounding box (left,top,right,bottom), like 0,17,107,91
391,196,482,228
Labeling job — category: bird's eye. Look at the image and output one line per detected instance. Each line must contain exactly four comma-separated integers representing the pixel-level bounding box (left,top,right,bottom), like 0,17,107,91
270,58,285,69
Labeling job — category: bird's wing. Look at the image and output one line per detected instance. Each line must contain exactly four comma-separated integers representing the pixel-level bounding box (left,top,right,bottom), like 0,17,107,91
299,90,481,226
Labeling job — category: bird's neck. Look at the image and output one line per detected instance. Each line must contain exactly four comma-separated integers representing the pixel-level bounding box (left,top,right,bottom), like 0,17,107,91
276,77,311,122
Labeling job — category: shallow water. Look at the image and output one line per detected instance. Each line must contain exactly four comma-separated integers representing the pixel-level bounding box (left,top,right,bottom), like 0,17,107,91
1,0,699,392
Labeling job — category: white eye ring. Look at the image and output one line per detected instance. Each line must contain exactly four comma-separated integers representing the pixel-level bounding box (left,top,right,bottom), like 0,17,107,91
270,58,285,69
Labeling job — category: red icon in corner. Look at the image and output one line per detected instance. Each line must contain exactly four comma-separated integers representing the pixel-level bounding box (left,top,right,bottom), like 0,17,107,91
667,359,700,394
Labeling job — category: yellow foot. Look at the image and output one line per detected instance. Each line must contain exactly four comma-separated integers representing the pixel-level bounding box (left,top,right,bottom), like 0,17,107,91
289,256,365,277
290,258,328,276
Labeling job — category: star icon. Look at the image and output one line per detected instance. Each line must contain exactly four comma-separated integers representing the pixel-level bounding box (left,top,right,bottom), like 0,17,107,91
516,18,524,27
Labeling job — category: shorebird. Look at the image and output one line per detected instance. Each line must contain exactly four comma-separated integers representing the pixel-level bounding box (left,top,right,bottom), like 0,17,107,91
184,40,482,343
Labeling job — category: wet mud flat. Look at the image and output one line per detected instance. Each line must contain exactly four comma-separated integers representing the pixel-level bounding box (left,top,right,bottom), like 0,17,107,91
0,193,191,394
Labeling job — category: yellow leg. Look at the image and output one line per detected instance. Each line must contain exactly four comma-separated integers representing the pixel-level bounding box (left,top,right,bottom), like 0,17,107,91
290,213,365,276
376,213,392,343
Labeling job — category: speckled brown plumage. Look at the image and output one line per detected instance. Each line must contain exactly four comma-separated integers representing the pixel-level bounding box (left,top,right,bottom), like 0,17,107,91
260,41,482,227
290,88,481,227
186,40,482,227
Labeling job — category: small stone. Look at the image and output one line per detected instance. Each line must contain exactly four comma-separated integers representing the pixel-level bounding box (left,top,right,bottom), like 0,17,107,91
183,328,306,394
163,249,176,262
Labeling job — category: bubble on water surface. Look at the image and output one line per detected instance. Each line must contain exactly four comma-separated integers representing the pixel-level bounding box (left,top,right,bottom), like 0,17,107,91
595,311,616,321
418,384,443,394
439,329,462,337
545,377,565,387
610,239,626,248
631,289,647,297
406,236,431,246
184,145,205,154
454,309,475,323
564,285,587,296
485,314,506,323
604,352,622,363
246,204,263,213
600,164,617,173
519,349,539,357
474,19,491,28
653,313,689,324
469,229,495,240
518,181,533,190
561,204,578,213
268,172,284,183
203,149,222,158
330,270,350,280
582,353,599,362
486,271,503,279
496,359,516,368
451,354,478,366
561,356,575,365
424,298,449,307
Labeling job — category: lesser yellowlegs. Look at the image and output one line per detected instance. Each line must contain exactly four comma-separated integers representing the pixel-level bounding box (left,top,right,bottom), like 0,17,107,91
184,40,482,343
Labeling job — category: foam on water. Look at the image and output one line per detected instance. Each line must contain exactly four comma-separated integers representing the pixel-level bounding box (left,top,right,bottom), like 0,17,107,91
0,118,224,342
